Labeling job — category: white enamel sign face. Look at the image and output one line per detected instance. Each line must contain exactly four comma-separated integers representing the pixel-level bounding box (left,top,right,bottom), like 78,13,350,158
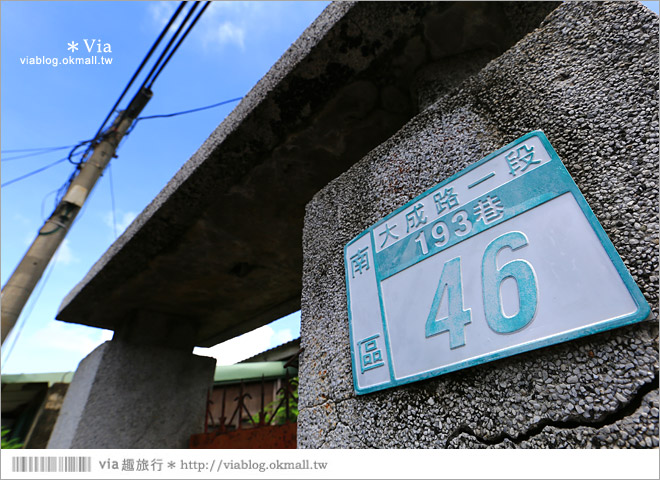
344,131,650,395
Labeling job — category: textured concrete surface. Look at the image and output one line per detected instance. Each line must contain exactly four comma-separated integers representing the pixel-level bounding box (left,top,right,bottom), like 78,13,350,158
299,1,658,448
57,1,557,347
48,340,215,448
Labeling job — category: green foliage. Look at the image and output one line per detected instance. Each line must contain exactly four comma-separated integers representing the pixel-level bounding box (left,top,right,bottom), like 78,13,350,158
252,377,298,425
1,428,23,449
266,394,298,425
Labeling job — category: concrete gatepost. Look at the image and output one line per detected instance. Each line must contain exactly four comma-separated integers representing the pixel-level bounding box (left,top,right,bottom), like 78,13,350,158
298,1,658,448
48,311,216,449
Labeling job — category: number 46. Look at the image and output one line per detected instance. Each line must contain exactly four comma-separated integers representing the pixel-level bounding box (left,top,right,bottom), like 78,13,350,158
425,231,538,349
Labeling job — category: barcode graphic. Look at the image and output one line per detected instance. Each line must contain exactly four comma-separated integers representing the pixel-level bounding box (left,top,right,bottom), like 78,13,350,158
11,456,92,473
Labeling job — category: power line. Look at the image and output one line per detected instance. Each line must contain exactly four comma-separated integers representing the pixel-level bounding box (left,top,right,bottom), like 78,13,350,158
3,3,212,189
139,2,200,91
67,140,94,165
2,94,242,165
137,96,243,121
1,145,78,160
1,157,70,188
41,185,70,221
2,145,77,153
2,94,242,183
5,1,208,170
90,2,187,142
147,2,211,88
1,140,92,160
2,148,77,162
0,247,58,367
2,2,214,345
61,2,188,169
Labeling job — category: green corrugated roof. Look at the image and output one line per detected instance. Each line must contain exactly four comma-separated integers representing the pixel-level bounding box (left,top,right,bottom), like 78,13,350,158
1,372,75,386
1,362,296,387
213,362,297,384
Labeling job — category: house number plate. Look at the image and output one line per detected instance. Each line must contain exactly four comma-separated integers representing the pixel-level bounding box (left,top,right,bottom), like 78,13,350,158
344,131,650,394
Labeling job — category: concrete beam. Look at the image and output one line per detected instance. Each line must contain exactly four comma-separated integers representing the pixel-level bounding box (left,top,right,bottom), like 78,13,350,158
57,2,558,347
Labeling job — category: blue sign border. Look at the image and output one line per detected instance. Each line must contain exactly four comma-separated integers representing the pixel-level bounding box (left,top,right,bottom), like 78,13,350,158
345,130,651,395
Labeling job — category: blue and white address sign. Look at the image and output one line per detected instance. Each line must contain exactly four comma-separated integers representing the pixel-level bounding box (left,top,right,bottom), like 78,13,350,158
344,131,651,395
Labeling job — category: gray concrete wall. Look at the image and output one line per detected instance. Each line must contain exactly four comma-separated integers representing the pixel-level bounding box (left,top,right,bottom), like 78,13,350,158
299,2,659,448
48,341,215,448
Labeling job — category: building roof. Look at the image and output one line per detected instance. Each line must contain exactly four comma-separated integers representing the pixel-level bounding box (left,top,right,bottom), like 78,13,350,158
0,363,295,389
1,372,75,386
212,362,296,385
1,373,73,419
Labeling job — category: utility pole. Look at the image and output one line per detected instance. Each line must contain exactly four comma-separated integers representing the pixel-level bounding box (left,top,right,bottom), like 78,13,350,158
1,87,152,344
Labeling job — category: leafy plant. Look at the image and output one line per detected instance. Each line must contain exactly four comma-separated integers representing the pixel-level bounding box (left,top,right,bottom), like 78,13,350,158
252,377,298,425
1,428,23,449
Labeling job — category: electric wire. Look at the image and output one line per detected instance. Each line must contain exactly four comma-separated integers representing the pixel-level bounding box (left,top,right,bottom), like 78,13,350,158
136,96,243,121
147,2,211,88
4,2,211,189
1,157,69,188
67,140,94,165
91,1,186,141
2,144,79,153
2,2,212,357
62,2,186,168
41,187,62,221
1,145,79,161
139,2,200,91
1,250,58,367
2,92,239,187
5,1,207,176
1,140,91,162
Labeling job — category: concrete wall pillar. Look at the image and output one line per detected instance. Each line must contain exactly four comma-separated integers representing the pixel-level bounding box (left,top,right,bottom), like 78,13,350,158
298,1,658,448
48,311,215,448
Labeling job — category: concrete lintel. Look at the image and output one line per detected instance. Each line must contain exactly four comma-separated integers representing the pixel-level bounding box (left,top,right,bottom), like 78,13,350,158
112,309,200,351
56,2,560,347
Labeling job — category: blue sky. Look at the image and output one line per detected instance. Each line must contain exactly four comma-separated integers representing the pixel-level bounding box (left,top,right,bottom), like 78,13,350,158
1,1,328,374
643,1,659,13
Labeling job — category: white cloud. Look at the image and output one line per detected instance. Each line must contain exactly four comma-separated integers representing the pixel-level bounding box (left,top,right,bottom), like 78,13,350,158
104,210,137,235
54,238,78,265
201,21,246,51
100,329,114,342
148,1,179,29
194,324,276,365
23,233,35,246
271,328,294,348
207,2,264,15
147,1,250,52
14,212,32,225
28,321,109,357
